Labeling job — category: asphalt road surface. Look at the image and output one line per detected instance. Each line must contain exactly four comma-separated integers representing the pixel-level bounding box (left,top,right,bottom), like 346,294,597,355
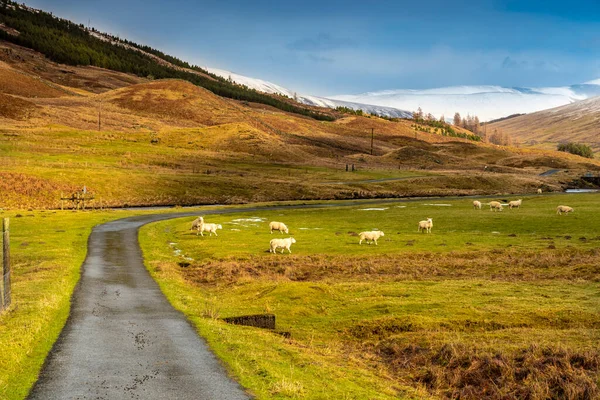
28,212,251,400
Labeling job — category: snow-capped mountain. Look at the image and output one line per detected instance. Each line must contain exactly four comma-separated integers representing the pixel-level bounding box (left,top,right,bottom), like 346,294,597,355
329,82,600,122
204,67,412,118
204,67,600,122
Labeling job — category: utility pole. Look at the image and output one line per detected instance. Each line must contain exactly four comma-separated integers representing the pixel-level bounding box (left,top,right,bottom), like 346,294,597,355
370,128,374,155
98,99,102,131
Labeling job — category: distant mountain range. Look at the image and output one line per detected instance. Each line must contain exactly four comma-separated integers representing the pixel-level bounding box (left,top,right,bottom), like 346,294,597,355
207,67,600,122
330,81,600,122
204,67,412,118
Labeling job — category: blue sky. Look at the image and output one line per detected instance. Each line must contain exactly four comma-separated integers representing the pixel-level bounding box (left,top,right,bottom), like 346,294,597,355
24,0,600,96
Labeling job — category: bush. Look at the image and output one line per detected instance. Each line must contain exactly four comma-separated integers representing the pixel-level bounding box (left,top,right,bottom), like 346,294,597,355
557,142,594,159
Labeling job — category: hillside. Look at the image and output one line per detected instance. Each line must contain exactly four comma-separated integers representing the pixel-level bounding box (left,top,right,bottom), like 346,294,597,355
1,5,599,208
0,1,334,121
488,96,600,153
2,50,599,209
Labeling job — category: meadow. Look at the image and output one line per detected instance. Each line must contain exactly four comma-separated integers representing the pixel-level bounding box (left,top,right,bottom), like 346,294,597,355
139,193,600,399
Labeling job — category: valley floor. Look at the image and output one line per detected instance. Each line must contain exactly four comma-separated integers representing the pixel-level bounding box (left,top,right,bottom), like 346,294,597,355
138,194,600,399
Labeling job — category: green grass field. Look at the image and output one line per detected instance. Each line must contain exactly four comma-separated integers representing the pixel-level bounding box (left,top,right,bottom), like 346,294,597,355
139,193,600,399
0,209,135,399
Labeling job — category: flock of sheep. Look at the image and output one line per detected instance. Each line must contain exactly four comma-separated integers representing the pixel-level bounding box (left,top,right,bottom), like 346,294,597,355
188,215,434,254
188,196,575,254
190,217,297,253
472,198,574,215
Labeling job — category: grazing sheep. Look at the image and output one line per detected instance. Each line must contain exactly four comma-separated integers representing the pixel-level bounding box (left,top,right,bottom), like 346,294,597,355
473,200,482,210
190,216,204,231
418,218,433,233
489,201,503,212
508,199,522,209
269,237,296,254
197,223,222,236
359,230,385,245
269,221,289,234
556,205,574,215
537,189,543,194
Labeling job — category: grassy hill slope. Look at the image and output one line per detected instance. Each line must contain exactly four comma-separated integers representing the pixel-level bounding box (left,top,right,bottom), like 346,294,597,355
0,21,599,209
488,97,600,153
2,71,599,208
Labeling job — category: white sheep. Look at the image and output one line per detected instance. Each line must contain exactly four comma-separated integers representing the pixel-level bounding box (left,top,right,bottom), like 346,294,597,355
508,199,522,209
473,200,482,210
269,221,289,234
556,205,574,215
489,201,503,212
417,218,433,233
190,216,204,231
197,223,222,236
358,230,385,245
269,237,296,253
537,189,543,194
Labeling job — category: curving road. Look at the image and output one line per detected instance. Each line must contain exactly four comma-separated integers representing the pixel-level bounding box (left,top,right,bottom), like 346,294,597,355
28,212,251,400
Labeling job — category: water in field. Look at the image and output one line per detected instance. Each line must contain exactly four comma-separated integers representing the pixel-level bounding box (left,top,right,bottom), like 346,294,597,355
565,189,599,193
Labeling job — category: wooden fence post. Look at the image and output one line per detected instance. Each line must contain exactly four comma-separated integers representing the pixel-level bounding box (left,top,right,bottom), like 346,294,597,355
2,218,10,310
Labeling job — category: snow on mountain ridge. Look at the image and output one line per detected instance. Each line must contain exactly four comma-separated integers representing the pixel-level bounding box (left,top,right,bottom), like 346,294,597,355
203,65,600,122
330,81,600,121
204,67,412,118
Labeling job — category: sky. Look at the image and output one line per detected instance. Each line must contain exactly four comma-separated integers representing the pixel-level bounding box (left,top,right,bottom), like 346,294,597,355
23,0,600,96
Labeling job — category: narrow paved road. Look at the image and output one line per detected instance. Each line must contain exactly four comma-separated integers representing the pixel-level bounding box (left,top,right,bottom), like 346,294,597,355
319,175,434,185
539,169,562,176
29,213,250,400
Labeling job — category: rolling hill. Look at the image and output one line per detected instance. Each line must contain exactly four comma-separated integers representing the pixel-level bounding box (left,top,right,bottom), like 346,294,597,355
1,39,599,209
1,2,599,209
488,96,600,153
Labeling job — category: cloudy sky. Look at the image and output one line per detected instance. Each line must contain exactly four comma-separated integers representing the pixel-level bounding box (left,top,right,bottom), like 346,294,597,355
24,0,600,96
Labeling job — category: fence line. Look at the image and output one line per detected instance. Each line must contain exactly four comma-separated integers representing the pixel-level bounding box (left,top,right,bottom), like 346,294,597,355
2,218,10,310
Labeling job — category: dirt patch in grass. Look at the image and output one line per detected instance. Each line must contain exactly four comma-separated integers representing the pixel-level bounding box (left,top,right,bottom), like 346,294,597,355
377,342,599,399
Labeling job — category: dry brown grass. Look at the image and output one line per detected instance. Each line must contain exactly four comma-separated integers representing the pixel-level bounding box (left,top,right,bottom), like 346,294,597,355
377,342,599,400
179,248,600,286
0,41,146,94
0,93,37,119
0,60,69,98
2,40,600,208
488,97,600,153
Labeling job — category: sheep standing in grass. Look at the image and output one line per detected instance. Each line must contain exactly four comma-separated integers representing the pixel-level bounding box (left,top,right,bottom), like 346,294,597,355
537,189,543,194
269,221,289,234
197,223,222,236
359,231,385,245
473,200,482,210
556,205,574,215
508,199,522,209
489,201,503,212
418,218,433,233
190,216,204,231
269,237,296,254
